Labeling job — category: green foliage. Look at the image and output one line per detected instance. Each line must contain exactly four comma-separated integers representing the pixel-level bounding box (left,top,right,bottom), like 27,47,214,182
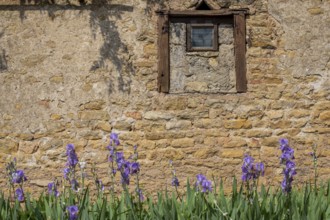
0,180,329,220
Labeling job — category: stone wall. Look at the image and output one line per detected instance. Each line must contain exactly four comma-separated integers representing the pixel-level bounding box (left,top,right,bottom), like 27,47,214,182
0,0,329,194
170,22,236,93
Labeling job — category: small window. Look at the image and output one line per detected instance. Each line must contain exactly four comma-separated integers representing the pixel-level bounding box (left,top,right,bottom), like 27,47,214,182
187,23,218,51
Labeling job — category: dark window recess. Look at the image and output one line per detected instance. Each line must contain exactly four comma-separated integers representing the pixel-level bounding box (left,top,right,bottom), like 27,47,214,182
187,23,218,51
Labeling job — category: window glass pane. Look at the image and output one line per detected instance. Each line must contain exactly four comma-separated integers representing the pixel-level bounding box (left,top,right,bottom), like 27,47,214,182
191,26,214,48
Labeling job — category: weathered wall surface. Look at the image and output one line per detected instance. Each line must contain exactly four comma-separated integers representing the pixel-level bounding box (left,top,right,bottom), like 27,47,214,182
170,22,236,93
0,0,329,194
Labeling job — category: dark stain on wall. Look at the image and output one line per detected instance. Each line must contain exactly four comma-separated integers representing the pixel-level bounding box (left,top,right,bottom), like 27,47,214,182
0,49,8,72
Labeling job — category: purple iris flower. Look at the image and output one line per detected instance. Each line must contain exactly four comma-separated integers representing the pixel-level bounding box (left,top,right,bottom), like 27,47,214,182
280,148,294,162
95,179,104,191
12,170,27,184
242,154,265,181
116,152,125,169
196,174,206,185
121,171,130,185
195,174,212,193
201,179,212,192
63,167,70,180
136,188,144,201
67,205,79,220
107,146,115,162
66,144,74,154
255,162,265,177
110,133,120,146
15,188,24,202
279,138,289,150
66,144,78,167
171,176,179,187
279,139,296,193
48,182,60,197
70,179,79,191
130,162,140,174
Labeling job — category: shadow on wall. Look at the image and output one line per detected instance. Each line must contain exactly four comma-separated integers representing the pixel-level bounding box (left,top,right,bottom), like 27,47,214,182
145,0,165,14
0,49,7,72
89,0,134,94
0,31,8,72
0,0,160,93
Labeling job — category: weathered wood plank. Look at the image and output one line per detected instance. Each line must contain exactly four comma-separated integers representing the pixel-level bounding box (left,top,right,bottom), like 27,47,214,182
156,9,249,17
234,13,247,93
157,13,170,93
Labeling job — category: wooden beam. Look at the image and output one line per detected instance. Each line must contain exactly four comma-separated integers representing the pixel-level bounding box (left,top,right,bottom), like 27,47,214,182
156,9,249,17
157,13,170,93
234,13,247,93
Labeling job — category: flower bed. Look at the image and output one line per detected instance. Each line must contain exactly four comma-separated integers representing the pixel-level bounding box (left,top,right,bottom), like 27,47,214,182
2,134,329,219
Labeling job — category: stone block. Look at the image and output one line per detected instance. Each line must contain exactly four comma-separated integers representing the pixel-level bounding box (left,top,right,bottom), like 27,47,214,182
246,129,272,138
288,110,310,118
30,179,51,187
50,114,63,120
19,141,39,154
178,110,209,120
95,122,112,132
125,111,142,120
204,137,217,146
162,148,185,160
39,138,63,151
134,121,165,131
79,131,102,140
194,147,218,159
266,110,283,120
144,111,173,120
223,119,252,129
49,75,64,84
194,119,213,129
261,137,280,147
184,82,208,92
143,43,157,55
221,138,247,148
260,146,277,156
112,120,133,131
17,133,34,141
319,111,330,121
307,7,324,15
3,114,13,120
78,111,109,121
270,121,291,129
137,140,156,150
166,120,191,130
0,139,19,154
135,60,155,67
161,97,187,110
81,100,105,110
221,149,244,158
171,138,194,148
45,122,67,134
147,148,184,160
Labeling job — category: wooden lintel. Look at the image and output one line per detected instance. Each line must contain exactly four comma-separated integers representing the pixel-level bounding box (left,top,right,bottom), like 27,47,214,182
156,9,249,17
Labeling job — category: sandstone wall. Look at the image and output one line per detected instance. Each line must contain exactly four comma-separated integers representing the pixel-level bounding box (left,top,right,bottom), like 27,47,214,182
0,0,329,194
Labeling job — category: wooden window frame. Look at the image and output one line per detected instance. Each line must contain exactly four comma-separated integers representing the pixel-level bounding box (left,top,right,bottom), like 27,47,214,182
187,23,218,52
156,9,248,93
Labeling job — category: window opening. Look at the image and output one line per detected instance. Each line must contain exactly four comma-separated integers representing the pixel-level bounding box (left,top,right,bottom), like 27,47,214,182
187,23,218,51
